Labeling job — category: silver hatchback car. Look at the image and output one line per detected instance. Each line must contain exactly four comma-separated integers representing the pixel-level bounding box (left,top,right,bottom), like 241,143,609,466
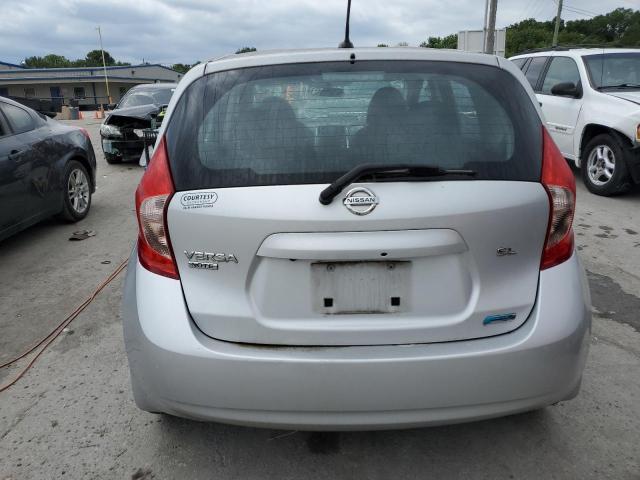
123,47,591,430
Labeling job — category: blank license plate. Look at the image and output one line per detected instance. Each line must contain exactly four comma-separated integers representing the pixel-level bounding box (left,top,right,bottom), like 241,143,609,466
311,261,410,314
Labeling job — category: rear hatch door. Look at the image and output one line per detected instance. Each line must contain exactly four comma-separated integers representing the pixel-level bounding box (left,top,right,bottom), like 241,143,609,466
163,57,547,346
167,181,548,345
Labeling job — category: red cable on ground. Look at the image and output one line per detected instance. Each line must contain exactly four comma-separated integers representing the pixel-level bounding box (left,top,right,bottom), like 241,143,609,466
0,259,128,393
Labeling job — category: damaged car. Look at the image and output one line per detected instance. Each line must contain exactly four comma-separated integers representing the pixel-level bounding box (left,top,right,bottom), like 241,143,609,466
100,83,177,164
0,96,96,242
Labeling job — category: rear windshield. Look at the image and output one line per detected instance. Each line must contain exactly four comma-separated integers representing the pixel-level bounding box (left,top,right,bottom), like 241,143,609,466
166,61,542,190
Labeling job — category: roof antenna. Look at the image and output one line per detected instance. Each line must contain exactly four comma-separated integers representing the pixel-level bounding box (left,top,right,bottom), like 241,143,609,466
338,0,354,48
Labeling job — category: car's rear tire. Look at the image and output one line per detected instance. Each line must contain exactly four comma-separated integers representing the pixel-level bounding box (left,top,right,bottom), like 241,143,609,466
581,133,631,196
57,160,92,222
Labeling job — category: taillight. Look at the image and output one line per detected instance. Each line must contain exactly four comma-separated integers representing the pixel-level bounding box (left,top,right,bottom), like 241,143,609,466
135,137,179,279
79,127,91,140
540,127,576,270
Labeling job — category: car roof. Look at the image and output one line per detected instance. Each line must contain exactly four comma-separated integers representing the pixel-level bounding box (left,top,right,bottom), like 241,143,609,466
204,47,502,74
511,47,640,60
0,95,37,112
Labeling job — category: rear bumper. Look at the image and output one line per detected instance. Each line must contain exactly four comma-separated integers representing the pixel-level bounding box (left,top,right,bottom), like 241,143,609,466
122,250,591,430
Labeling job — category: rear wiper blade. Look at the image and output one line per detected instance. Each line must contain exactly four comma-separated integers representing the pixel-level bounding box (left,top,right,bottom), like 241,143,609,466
319,163,476,205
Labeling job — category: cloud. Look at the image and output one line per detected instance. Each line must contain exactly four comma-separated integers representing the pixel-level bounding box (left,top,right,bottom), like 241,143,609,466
0,0,620,65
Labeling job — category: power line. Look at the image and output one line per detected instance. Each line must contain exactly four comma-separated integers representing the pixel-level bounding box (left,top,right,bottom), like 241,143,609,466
532,0,549,19
522,0,539,19
531,0,549,20
563,1,599,16
551,0,598,18
562,7,596,18
563,6,597,17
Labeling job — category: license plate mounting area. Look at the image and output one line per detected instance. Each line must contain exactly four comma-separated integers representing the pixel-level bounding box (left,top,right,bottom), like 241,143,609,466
311,261,410,314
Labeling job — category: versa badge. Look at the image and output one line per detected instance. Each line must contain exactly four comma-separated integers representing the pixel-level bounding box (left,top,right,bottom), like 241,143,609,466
184,251,238,270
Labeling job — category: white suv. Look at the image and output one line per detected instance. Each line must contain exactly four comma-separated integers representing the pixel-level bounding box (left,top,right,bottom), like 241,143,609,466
510,48,640,196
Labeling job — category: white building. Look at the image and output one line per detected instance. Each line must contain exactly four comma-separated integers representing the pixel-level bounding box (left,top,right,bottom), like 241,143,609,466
0,61,182,107
457,29,507,57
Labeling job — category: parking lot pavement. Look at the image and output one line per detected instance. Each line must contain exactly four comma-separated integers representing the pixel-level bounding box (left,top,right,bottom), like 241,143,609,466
0,119,639,479
0,119,143,375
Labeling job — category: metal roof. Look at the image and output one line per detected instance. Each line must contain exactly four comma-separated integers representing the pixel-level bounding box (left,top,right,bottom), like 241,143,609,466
0,62,182,85
0,63,179,75
0,75,174,84
0,60,23,69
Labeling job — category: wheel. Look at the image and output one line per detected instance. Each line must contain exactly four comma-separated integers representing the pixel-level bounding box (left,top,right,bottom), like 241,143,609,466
57,160,92,222
104,153,122,164
581,133,631,196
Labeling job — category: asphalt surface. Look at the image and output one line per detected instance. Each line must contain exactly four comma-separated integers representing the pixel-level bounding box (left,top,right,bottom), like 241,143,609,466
1,119,639,479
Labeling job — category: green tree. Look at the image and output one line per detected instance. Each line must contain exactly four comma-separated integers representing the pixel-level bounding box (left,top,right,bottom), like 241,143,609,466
417,7,639,58
23,54,72,68
505,19,554,56
504,8,640,56
622,18,640,46
23,50,130,68
171,63,192,74
377,43,389,47
420,34,457,49
235,47,257,54
72,50,129,67
83,49,115,66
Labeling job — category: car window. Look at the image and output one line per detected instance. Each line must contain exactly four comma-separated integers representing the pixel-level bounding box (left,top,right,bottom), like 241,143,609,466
523,57,548,90
119,93,156,108
511,58,528,70
0,102,35,134
583,52,640,90
541,57,581,94
166,61,542,191
118,87,175,108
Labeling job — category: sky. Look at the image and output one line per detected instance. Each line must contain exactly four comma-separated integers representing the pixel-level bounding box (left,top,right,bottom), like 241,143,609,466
0,0,633,66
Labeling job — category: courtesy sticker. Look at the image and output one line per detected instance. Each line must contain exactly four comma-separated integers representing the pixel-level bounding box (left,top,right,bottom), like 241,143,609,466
180,192,218,210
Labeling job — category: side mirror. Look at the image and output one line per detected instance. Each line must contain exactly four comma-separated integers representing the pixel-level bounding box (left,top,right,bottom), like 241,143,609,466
551,82,581,98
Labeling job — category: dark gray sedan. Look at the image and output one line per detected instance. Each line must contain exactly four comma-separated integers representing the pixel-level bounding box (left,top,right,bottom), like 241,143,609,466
0,96,96,242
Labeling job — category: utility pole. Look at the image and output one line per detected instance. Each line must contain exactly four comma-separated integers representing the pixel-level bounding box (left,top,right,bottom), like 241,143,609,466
484,0,498,54
483,0,490,52
96,26,111,105
552,0,563,47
